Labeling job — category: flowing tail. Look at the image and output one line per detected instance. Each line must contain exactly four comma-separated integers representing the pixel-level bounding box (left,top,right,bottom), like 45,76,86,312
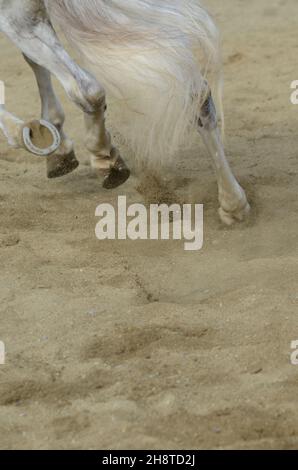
46,0,223,167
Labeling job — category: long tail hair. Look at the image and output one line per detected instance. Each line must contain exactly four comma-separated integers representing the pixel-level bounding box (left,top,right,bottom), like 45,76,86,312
46,0,223,167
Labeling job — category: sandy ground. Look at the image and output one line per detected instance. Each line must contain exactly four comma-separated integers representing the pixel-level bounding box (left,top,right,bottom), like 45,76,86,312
0,0,298,450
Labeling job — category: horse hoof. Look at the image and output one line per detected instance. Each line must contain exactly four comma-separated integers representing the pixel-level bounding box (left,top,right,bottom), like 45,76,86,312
22,120,61,156
102,157,130,190
47,150,79,179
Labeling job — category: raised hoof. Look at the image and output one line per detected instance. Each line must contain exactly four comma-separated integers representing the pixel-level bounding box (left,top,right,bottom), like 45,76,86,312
47,150,79,179
103,157,130,190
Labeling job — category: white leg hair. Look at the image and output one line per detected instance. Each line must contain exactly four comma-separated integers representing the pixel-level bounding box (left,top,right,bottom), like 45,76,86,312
0,0,129,187
199,93,250,225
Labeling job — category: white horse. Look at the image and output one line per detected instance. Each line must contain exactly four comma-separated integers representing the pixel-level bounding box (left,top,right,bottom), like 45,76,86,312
0,0,250,224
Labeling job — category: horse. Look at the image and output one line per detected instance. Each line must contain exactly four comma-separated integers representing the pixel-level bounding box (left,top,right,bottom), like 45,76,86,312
0,0,250,225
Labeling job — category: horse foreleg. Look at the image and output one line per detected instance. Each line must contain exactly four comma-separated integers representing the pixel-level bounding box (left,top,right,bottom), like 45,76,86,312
23,55,79,178
1,3,129,188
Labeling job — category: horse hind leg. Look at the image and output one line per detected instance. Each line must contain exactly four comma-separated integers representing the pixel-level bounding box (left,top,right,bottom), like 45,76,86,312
23,55,79,178
198,90,250,225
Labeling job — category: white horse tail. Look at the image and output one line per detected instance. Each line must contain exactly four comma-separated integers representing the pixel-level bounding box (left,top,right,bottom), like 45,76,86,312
46,0,223,168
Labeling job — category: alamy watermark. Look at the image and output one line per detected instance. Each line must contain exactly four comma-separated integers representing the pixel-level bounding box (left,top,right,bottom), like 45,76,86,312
290,81,298,105
0,341,5,365
290,340,298,366
95,196,204,251
0,80,5,106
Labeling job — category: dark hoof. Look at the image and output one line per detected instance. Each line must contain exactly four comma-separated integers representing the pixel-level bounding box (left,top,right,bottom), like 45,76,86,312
47,150,79,179
103,157,130,190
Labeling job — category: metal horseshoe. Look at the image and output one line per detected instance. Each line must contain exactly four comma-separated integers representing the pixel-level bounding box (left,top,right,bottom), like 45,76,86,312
22,120,61,157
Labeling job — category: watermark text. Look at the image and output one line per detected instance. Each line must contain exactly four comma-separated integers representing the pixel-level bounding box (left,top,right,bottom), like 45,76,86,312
0,80,5,106
290,340,298,365
95,196,204,251
0,341,5,365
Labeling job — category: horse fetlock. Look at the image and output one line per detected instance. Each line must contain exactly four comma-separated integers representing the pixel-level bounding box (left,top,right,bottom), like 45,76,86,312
90,145,119,171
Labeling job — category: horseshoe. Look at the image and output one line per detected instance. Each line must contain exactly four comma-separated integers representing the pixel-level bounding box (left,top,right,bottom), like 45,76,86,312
22,119,61,157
